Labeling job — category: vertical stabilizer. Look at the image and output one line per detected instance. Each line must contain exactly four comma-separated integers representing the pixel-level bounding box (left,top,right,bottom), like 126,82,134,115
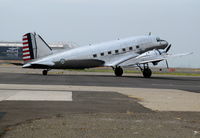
22,33,52,62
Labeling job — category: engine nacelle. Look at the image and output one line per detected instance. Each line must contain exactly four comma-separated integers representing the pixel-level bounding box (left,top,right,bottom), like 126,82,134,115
152,61,159,65
136,49,163,59
136,49,166,66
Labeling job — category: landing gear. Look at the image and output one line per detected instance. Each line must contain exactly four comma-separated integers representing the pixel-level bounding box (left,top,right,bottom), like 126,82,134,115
42,69,51,75
142,68,152,78
138,64,152,78
114,66,123,77
42,70,48,75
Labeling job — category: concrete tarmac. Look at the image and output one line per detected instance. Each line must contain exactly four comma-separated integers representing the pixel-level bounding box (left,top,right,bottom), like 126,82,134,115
0,66,200,137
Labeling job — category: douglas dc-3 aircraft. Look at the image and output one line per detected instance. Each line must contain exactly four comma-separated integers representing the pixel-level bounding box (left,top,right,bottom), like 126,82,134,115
22,33,190,78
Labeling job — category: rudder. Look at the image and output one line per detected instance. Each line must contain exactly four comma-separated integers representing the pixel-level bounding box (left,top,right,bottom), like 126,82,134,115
22,33,35,61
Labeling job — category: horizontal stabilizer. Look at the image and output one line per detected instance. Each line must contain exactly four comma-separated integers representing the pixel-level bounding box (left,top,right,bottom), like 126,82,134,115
23,61,55,68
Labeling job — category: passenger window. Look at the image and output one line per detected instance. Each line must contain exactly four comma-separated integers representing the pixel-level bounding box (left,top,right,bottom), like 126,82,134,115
136,45,140,49
101,53,104,56
122,48,126,52
115,50,119,53
129,47,133,50
93,54,97,58
108,51,112,54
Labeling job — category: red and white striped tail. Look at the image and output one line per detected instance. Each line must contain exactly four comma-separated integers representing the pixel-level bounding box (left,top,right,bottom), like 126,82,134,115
22,33,34,61
22,32,52,62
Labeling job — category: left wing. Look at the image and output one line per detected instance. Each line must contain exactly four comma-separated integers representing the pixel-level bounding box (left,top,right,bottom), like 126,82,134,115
137,52,192,64
118,49,192,67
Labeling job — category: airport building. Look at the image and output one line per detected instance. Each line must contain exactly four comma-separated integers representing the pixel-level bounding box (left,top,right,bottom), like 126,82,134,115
0,42,72,60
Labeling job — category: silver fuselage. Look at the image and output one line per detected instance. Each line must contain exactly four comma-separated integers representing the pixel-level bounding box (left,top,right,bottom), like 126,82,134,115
23,35,168,69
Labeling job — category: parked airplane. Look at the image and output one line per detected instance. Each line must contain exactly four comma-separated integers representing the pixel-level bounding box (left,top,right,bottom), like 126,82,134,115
22,33,190,78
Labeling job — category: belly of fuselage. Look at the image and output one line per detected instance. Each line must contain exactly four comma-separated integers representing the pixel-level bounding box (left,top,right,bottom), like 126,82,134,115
53,59,105,69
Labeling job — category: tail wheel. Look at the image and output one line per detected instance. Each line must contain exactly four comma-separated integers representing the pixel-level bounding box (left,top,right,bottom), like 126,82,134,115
142,68,152,78
114,67,123,77
42,70,48,75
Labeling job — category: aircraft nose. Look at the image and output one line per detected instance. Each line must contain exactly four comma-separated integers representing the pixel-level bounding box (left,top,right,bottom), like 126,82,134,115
160,40,168,47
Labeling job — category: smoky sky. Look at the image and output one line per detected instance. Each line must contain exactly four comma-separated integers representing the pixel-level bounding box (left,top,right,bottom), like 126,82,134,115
0,0,199,68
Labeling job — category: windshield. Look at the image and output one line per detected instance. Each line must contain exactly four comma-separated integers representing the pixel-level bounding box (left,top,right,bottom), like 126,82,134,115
156,37,165,42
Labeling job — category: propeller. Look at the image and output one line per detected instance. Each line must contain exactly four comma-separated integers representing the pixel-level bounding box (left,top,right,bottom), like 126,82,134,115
165,44,171,68
156,49,162,55
165,44,171,53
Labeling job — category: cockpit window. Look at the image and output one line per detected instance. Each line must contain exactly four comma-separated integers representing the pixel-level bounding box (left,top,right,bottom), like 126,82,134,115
156,37,165,42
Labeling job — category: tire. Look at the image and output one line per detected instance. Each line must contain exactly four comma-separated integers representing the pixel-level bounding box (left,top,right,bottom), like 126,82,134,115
114,67,123,77
142,68,152,78
42,70,48,75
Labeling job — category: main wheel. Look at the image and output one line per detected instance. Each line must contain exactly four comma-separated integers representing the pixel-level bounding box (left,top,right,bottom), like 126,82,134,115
114,67,123,77
142,68,152,78
42,70,48,75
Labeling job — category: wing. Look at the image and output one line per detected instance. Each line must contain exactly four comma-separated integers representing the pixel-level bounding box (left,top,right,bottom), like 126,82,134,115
104,53,139,67
118,52,192,67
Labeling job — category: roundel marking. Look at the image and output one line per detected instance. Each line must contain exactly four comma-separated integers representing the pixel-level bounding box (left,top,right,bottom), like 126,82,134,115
60,59,65,64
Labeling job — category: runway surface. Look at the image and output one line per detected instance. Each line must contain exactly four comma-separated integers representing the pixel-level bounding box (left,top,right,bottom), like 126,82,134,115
0,66,200,137
0,72,199,93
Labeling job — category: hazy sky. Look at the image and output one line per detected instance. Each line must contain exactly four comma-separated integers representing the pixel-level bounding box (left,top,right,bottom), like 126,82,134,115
0,0,199,68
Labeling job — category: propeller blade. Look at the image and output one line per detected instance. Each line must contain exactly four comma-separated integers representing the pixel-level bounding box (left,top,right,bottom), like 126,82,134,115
166,44,171,52
165,60,169,69
156,49,162,55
